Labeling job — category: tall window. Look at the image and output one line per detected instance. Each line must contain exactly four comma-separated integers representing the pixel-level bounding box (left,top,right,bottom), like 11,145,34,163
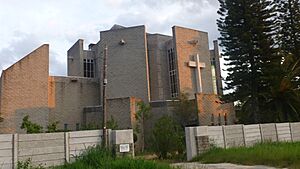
211,114,215,126
211,58,218,94
168,48,178,98
84,59,94,78
224,113,228,125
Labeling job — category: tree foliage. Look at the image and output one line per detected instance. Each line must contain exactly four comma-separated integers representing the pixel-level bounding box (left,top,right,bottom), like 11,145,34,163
173,93,198,127
151,115,184,159
218,0,300,123
135,101,151,152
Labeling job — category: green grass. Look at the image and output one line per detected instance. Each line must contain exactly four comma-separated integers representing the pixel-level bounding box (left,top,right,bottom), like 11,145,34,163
193,142,300,168
53,146,175,169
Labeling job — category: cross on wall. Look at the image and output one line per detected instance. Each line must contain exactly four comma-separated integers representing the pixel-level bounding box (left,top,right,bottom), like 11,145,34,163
188,54,206,93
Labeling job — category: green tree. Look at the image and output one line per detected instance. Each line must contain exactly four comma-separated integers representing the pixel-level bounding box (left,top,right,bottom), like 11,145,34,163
151,115,184,159
277,0,300,59
21,115,43,134
262,55,300,122
173,93,198,127
218,0,279,123
135,101,151,152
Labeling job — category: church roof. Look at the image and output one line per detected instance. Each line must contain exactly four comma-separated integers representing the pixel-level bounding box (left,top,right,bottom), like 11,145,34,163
110,24,126,30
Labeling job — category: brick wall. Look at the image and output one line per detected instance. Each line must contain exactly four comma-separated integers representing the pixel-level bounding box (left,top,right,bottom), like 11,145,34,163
0,45,50,133
173,26,214,97
195,93,235,126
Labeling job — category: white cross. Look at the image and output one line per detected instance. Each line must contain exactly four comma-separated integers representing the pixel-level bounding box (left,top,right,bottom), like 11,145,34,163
188,54,206,93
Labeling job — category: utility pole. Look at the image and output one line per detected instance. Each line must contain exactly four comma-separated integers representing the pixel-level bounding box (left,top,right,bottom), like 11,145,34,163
102,45,108,148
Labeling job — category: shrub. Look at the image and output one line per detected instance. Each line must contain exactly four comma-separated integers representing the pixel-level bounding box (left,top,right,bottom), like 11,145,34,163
106,115,119,130
151,115,185,159
54,146,173,169
47,121,59,133
21,115,43,133
17,158,45,169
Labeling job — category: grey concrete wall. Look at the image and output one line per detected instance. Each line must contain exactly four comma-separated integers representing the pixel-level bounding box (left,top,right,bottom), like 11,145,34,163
147,34,172,101
243,124,261,147
67,39,84,77
290,122,300,141
260,123,277,142
224,125,244,148
68,130,104,162
18,133,65,167
107,97,137,130
99,25,150,102
210,40,223,95
207,126,224,148
0,134,13,169
186,122,298,161
0,129,133,168
48,76,100,131
276,123,291,142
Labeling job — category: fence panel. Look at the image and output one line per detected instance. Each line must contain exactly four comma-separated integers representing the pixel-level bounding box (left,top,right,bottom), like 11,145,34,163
290,122,300,142
276,123,292,142
18,133,65,167
260,123,277,142
224,125,244,148
0,134,13,169
243,124,261,146
69,130,103,161
207,126,224,148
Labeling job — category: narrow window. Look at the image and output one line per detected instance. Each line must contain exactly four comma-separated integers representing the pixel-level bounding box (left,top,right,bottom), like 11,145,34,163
83,59,94,78
211,114,215,126
64,123,68,131
218,113,221,126
76,123,80,131
168,48,178,98
224,113,228,125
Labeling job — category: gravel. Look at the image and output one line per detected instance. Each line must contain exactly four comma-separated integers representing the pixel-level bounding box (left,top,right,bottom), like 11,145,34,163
171,162,284,169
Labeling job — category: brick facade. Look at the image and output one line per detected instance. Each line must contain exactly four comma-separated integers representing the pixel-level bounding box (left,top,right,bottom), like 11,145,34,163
0,24,236,135
196,93,235,126
0,45,50,133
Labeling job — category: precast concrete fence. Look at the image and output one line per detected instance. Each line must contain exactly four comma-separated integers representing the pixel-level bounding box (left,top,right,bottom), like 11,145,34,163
185,122,300,161
0,129,134,169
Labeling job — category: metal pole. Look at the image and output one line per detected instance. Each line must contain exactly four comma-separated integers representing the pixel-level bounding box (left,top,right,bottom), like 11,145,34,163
102,45,108,148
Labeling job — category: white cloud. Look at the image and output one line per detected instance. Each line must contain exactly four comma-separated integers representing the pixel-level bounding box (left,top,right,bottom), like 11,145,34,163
0,0,221,76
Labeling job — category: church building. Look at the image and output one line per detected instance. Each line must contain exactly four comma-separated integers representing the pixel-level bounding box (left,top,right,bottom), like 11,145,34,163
0,25,235,134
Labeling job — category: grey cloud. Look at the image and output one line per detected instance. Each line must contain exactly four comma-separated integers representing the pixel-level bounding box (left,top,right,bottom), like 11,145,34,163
49,50,66,76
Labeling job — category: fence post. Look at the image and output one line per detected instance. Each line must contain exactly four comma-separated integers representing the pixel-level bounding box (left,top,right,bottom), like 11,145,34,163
289,123,293,142
275,123,279,142
64,132,70,163
259,124,263,143
185,127,197,161
222,125,227,149
242,125,246,147
12,133,18,169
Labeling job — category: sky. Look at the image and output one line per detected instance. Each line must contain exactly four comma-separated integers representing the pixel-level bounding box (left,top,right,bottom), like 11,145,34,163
0,0,221,76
